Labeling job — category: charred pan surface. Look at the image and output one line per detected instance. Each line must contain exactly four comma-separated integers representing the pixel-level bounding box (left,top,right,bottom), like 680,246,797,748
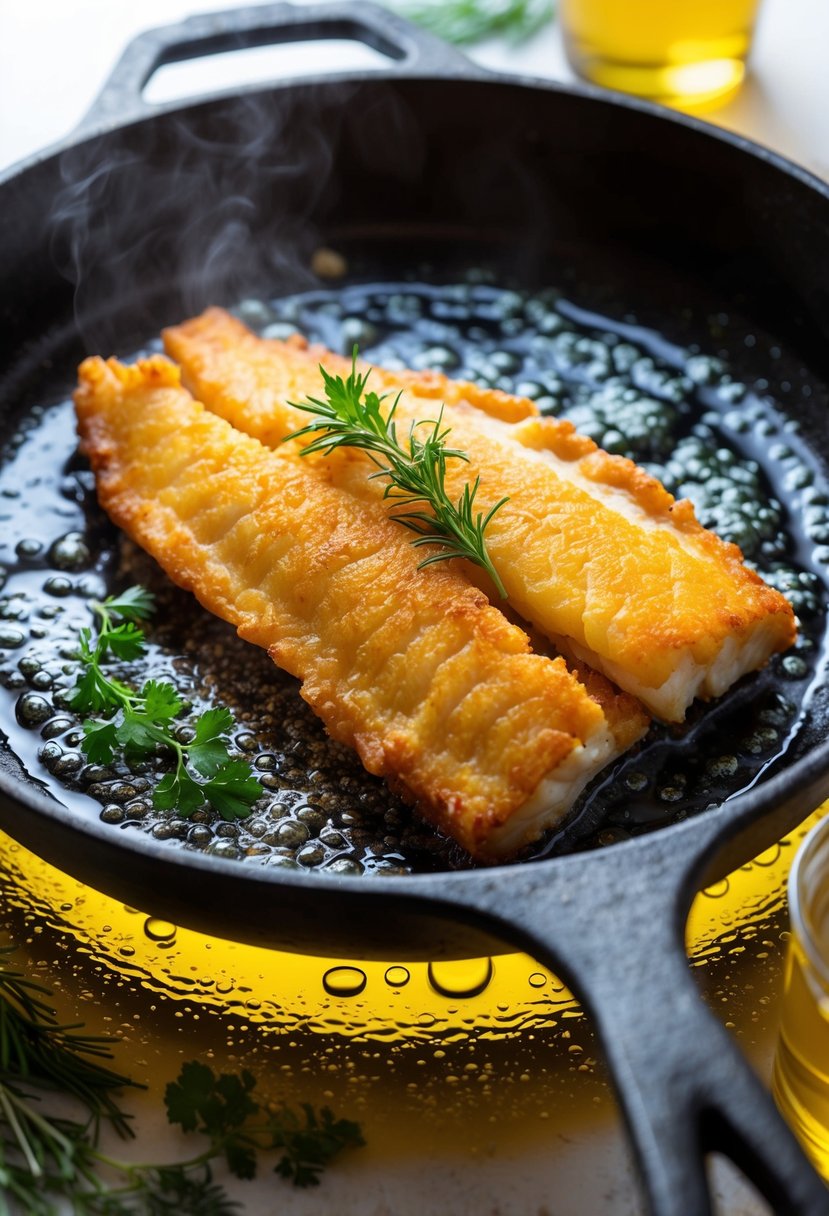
164,309,796,721
74,354,646,858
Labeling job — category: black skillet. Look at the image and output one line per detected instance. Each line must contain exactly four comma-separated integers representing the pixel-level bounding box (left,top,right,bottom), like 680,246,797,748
2,5,829,1213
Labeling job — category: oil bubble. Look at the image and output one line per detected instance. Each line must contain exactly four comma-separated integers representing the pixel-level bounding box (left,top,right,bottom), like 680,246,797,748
384,966,410,988
15,538,43,559
322,966,367,997
15,693,52,726
428,957,494,999
143,917,177,943
43,575,72,597
48,532,90,572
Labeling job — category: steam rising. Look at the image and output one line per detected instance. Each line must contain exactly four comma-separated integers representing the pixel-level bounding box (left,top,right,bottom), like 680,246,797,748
48,86,364,350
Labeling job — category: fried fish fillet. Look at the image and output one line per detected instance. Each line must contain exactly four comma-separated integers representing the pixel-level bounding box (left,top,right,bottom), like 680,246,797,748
164,308,796,722
74,354,647,859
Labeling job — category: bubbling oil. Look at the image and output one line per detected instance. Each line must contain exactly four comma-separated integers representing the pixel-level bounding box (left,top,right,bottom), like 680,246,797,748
0,275,827,878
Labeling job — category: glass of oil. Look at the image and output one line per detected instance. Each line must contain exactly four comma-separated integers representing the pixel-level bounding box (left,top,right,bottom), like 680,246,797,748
559,0,762,107
773,813,829,1179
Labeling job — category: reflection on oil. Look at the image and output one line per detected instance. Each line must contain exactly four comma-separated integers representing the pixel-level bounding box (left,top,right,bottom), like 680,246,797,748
0,810,822,1038
0,806,822,1149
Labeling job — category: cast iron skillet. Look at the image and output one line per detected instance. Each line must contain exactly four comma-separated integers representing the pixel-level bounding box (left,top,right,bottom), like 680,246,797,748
2,5,829,1214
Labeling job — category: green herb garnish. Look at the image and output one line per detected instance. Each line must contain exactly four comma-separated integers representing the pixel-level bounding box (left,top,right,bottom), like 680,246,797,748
165,1060,365,1189
286,350,509,598
0,946,364,1212
397,0,554,46
67,587,261,821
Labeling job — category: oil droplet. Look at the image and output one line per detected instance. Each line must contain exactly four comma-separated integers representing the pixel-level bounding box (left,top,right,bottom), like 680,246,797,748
119,945,135,958
702,879,730,899
322,966,367,997
754,843,782,867
528,972,547,988
427,957,493,998
143,917,177,942
384,966,410,988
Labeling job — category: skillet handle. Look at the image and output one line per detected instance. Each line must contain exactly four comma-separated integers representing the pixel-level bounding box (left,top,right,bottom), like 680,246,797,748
76,1,477,134
458,825,828,1216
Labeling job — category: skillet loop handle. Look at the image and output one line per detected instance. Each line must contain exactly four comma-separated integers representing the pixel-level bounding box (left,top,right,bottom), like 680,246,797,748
472,830,828,1216
76,0,476,134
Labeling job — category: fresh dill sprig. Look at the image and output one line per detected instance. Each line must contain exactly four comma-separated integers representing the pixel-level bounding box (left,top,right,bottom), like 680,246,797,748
0,943,139,1215
66,587,261,821
286,350,509,598
0,944,137,1128
396,0,554,46
0,948,364,1213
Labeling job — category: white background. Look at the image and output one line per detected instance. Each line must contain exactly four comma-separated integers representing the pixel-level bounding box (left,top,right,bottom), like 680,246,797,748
1,0,829,177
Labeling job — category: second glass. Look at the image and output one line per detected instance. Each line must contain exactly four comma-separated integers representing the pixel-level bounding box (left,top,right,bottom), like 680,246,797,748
560,0,761,108
773,813,829,1179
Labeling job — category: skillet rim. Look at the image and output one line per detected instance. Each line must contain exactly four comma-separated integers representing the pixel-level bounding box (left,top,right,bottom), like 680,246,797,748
3,66,829,203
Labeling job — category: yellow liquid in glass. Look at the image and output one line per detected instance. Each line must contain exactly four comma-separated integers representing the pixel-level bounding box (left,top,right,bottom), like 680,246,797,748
773,938,829,1178
560,0,760,107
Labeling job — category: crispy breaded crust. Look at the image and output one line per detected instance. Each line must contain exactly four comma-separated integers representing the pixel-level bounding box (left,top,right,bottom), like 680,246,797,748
164,309,795,720
74,354,614,857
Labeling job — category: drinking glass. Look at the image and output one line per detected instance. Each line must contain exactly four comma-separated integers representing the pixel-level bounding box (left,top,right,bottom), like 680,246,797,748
773,813,829,1178
559,0,762,107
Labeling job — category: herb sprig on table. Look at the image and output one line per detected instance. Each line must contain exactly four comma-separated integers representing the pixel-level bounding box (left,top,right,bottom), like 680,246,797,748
398,0,554,46
286,350,509,598
67,587,261,821
0,945,364,1213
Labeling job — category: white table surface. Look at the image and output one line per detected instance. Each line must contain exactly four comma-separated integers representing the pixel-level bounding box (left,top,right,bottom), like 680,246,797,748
1,2,827,1213
2,0,829,178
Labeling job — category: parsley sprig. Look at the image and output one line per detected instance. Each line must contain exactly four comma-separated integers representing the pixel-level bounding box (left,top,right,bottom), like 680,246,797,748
0,947,364,1212
67,588,261,821
165,1061,364,1189
287,350,509,598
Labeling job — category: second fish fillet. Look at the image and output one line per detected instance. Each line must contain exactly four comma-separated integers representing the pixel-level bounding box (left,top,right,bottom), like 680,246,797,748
164,308,796,722
74,354,647,859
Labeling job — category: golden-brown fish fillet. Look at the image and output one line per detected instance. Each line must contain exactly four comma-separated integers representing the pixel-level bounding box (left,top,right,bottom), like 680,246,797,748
164,308,796,722
74,354,647,859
